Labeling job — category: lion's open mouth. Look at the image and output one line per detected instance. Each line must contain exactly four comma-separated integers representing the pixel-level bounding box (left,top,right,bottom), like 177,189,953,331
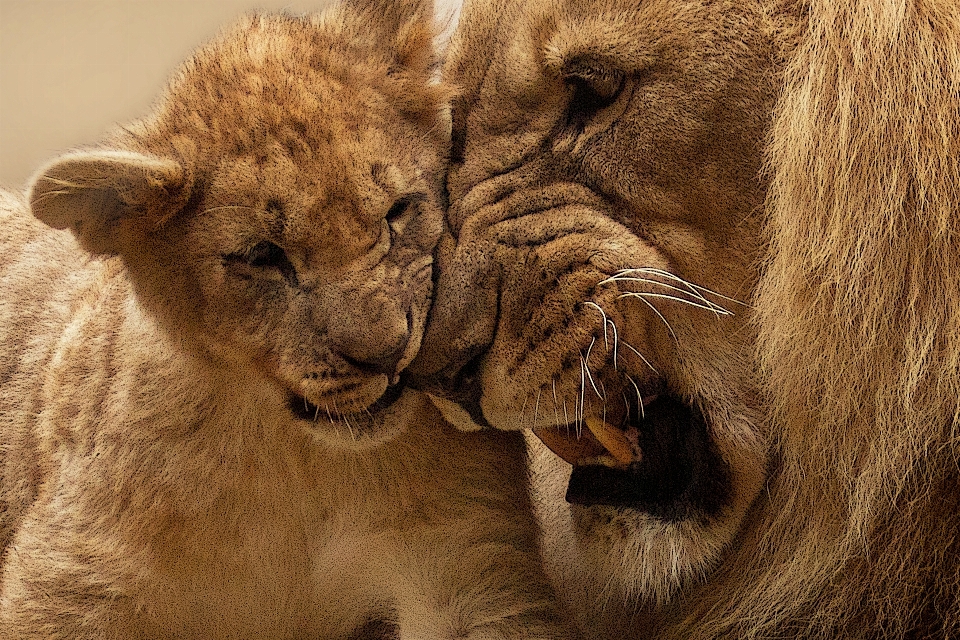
535,394,731,521
287,382,406,422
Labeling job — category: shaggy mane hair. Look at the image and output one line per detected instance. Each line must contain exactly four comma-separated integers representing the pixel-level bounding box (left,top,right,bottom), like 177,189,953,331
680,1,960,636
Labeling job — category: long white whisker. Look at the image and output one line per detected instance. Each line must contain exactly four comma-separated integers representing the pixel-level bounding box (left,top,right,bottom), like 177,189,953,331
606,276,730,316
519,394,530,430
578,356,586,436
603,274,711,303
620,339,659,374
604,267,750,308
534,388,542,429
626,375,645,419
638,267,750,307
584,338,602,399
598,379,607,424
552,378,561,429
200,204,258,216
628,295,678,343
608,315,620,370
619,291,733,316
584,302,610,353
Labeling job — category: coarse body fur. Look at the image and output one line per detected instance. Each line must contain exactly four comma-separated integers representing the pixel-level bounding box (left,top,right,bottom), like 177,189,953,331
0,2,570,638
411,0,960,637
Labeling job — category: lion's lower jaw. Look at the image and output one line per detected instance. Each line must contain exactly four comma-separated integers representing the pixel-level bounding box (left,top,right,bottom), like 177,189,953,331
524,407,766,619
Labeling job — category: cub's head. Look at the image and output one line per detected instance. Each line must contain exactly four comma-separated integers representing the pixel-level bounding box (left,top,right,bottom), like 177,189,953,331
411,0,799,601
28,0,450,448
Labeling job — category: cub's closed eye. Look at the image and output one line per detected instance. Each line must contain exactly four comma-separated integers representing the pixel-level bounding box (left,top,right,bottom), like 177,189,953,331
247,240,287,268
224,241,299,286
386,197,412,222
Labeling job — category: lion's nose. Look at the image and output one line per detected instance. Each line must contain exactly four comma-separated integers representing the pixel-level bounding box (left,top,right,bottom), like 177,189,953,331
328,301,410,378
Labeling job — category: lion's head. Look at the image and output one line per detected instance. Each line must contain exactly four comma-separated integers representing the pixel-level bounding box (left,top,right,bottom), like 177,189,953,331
413,0,960,636
29,1,449,449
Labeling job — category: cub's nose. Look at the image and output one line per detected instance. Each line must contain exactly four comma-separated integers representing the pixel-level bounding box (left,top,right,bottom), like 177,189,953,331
328,299,410,378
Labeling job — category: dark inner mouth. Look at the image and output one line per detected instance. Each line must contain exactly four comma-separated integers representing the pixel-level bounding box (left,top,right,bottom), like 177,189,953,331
287,383,406,422
559,395,731,522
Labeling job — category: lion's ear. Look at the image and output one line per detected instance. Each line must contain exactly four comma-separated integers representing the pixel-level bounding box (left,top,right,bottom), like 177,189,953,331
340,0,438,75
28,149,192,256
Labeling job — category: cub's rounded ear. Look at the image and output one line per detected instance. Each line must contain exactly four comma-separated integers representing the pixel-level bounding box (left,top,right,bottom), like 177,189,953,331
27,149,192,255
341,0,437,75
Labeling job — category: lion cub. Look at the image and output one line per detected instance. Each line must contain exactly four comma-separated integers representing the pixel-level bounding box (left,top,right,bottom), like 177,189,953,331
0,1,568,638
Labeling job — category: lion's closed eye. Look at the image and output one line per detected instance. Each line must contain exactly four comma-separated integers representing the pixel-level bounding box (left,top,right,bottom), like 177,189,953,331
564,62,625,120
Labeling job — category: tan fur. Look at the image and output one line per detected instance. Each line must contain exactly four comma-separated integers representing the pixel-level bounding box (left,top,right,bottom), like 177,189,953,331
413,0,960,637
0,2,572,638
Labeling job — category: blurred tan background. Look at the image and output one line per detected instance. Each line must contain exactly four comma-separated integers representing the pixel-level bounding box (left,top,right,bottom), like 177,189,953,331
0,0,461,190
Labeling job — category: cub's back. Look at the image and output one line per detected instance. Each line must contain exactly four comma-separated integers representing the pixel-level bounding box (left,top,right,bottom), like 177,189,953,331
0,189,124,553
0,189,120,384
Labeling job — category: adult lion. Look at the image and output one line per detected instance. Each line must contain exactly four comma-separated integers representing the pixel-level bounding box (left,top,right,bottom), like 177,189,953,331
412,0,960,637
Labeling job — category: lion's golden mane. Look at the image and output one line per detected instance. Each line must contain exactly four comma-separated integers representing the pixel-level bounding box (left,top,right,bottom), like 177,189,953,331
713,2,960,636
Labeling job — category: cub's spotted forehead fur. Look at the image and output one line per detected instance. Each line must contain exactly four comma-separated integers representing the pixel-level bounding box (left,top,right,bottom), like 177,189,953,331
148,13,445,159
105,12,449,268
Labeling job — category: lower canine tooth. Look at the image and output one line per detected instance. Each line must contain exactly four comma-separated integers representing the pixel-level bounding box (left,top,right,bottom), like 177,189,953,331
585,416,635,466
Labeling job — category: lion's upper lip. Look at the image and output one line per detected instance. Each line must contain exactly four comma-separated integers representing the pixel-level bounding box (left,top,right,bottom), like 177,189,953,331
532,394,658,468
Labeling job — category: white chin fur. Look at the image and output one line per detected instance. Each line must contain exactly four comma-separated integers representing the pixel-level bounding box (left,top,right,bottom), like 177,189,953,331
426,393,485,431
